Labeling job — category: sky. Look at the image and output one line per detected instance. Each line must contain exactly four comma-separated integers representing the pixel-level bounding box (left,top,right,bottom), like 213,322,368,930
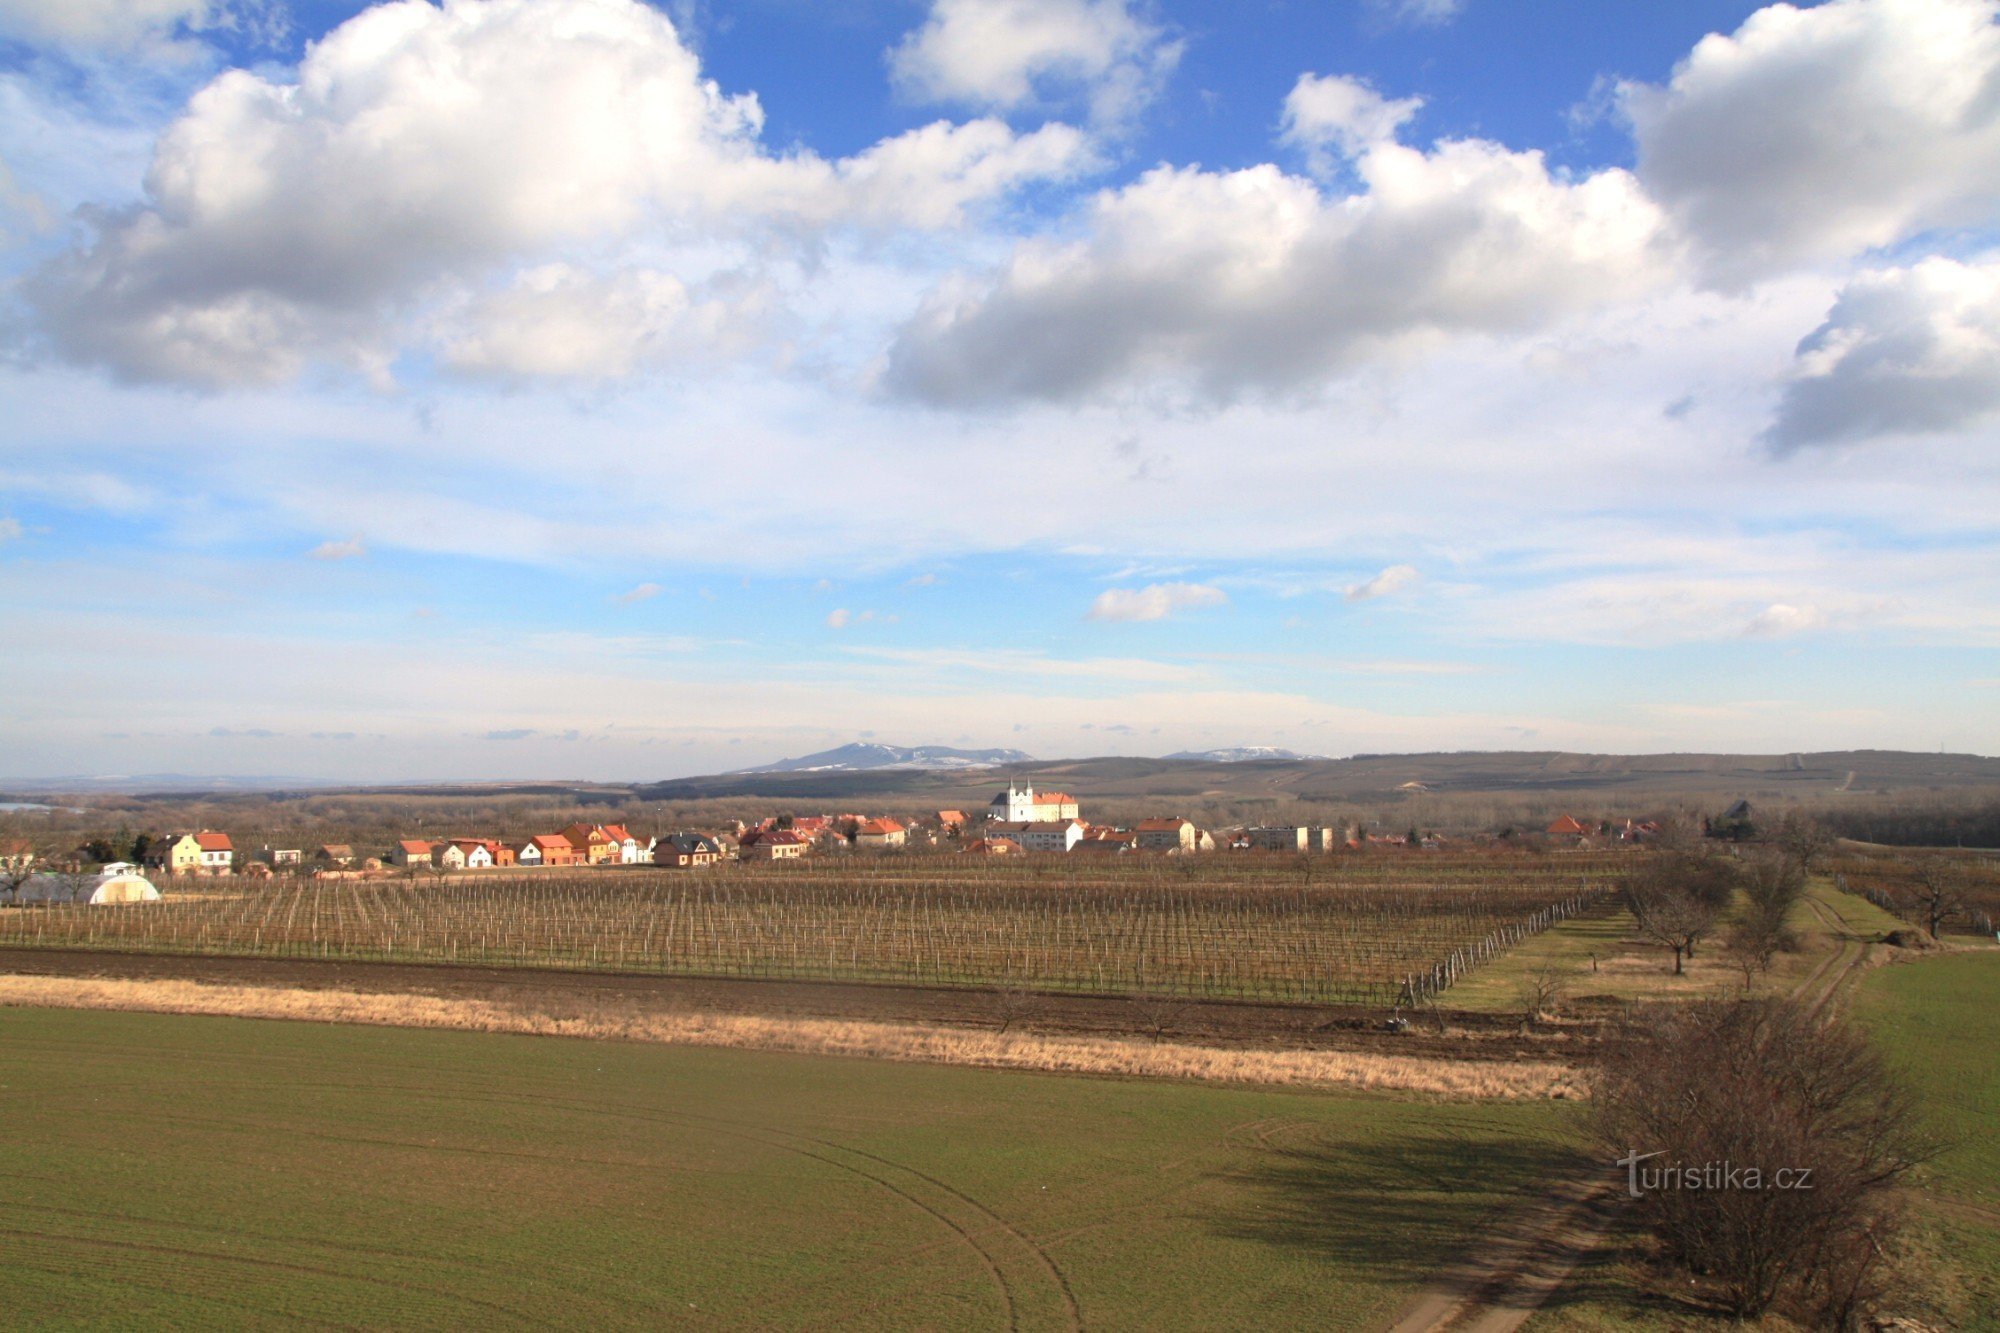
2,0,1999,782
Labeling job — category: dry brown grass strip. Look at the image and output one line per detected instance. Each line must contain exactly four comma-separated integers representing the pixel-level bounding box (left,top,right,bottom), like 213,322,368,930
0,974,1581,1100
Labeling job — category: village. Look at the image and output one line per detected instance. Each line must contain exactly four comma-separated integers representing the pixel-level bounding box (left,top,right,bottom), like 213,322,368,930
3,782,1670,888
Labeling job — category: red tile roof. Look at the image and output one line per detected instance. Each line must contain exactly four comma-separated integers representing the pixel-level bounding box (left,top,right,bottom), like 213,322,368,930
1546,815,1590,836
194,832,233,851
857,818,904,836
397,839,431,854
599,825,633,843
532,834,571,850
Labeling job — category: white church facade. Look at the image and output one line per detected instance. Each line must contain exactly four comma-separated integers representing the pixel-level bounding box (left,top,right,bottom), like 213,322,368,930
987,783,1081,823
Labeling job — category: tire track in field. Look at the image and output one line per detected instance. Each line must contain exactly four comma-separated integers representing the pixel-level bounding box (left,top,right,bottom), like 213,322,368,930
93,1077,1031,1326
1796,893,1871,1022
0,1223,541,1327
322,1081,1068,1332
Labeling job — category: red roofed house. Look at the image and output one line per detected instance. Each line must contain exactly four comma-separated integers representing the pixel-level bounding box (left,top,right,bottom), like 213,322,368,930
598,824,648,864
1134,818,1196,852
559,824,617,866
746,829,808,860
533,834,582,867
391,839,432,869
962,837,1023,856
854,818,907,849
1546,815,1591,843
190,831,234,876
935,810,969,833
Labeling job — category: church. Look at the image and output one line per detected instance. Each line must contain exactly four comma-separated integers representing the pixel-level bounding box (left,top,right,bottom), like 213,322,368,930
987,782,1080,823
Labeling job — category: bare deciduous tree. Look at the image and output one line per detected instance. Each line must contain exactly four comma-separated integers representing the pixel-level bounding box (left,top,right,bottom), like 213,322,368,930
1626,852,1737,974
1515,966,1570,1029
1592,998,1931,1324
1906,855,1966,938
1774,813,1836,874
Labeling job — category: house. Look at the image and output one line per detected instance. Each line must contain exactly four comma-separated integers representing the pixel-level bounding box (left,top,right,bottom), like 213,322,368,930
961,837,1023,856
533,834,582,867
1134,817,1197,852
655,834,723,868
559,824,618,866
987,819,1086,853
1073,837,1133,856
446,838,493,869
0,839,36,873
483,840,516,867
391,839,433,869
313,844,354,866
789,816,833,839
598,824,648,864
433,842,467,871
255,846,302,867
854,818,907,849
195,831,234,875
143,831,228,876
745,829,808,860
1545,815,1590,839
935,810,970,833
1246,826,1309,853
987,783,1081,823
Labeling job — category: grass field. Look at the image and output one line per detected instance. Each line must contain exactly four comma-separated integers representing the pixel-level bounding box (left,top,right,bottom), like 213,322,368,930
0,1005,1582,1330
1852,949,2000,1329
1446,877,1906,1013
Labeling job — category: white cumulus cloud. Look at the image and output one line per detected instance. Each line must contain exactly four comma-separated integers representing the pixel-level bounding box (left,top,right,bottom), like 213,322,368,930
1282,74,1424,170
1766,256,2000,450
891,0,1179,126
1344,564,1420,602
1623,0,2000,285
886,124,1670,405
1743,602,1826,637
1088,581,1227,621
24,0,1090,387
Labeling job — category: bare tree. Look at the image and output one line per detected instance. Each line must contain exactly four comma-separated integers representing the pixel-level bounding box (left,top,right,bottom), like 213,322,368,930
1626,853,1738,974
1,844,37,904
1592,998,1931,1324
1515,965,1570,1029
1906,856,1966,938
1728,854,1807,984
991,984,1043,1035
1774,813,1836,875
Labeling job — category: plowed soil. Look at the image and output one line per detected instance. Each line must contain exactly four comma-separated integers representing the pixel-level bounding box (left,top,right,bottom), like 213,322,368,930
0,946,1580,1063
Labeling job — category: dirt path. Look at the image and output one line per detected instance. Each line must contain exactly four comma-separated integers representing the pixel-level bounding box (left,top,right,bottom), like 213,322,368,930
1385,1177,1622,1333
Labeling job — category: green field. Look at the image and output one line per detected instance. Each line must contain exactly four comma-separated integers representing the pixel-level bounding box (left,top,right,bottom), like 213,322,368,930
0,1006,1580,1330
1852,949,2000,1328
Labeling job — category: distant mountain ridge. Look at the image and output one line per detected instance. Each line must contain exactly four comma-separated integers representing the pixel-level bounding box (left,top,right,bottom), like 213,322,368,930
1163,747,1331,762
733,743,1035,775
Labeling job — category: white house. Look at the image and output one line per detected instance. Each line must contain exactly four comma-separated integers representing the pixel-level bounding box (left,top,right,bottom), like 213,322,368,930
988,819,1087,852
516,840,543,867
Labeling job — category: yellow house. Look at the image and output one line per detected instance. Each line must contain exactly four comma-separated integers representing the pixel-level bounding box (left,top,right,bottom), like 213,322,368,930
155,834,204,876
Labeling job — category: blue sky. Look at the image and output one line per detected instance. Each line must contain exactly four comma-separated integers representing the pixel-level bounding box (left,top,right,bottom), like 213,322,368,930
2,0,1998,780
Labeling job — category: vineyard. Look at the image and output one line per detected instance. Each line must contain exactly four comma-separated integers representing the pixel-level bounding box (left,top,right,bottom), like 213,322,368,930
1830,849,2000,936
0,853,1625,1007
